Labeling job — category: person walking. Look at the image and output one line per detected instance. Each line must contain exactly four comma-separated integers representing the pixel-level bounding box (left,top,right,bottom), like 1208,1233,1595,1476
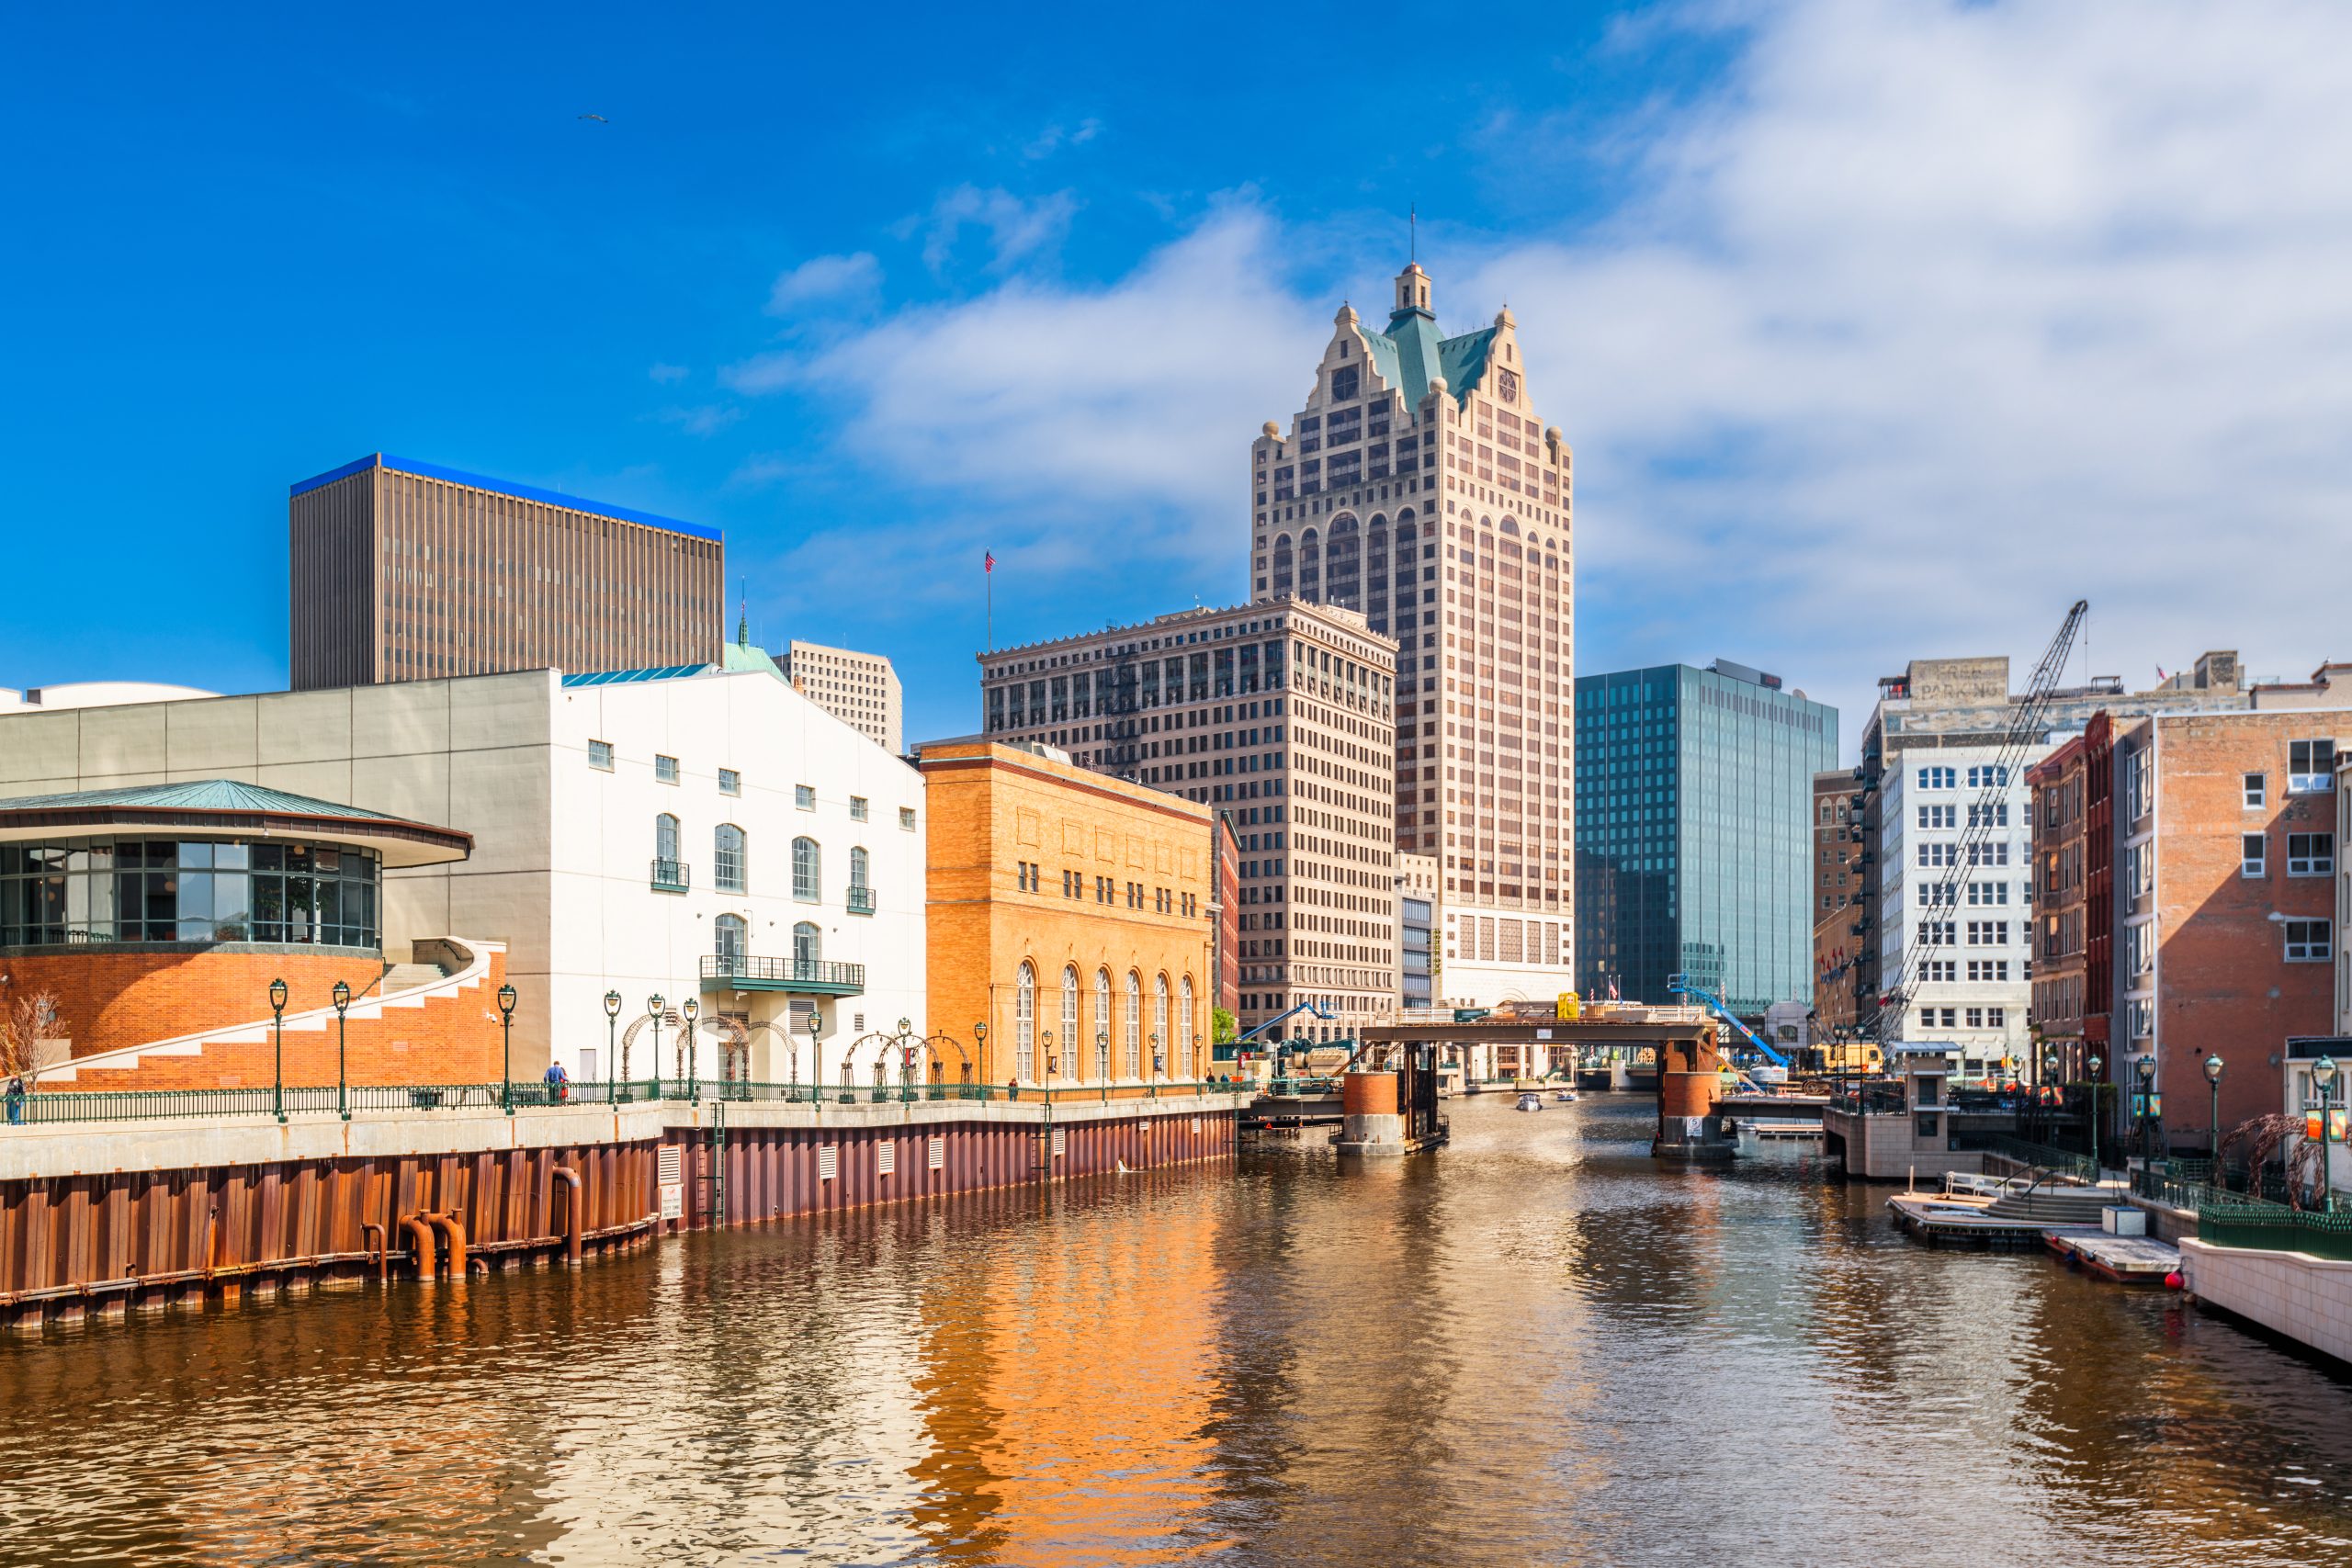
543,1059,571,1105
4,1075,24,1126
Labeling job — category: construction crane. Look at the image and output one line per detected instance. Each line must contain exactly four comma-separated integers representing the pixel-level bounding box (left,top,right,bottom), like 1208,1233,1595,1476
1668,975,1792,1084
1866,598,2089,1045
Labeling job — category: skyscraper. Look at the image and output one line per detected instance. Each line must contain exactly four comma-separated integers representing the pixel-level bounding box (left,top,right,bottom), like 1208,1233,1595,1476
779,639,905,753
1573,660,1837,1014
288,453,724,690
1250,262,1574,1005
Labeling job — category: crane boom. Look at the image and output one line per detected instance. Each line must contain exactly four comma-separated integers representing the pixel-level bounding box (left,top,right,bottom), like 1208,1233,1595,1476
1667,975,1792,1070
1867,598,2088,1043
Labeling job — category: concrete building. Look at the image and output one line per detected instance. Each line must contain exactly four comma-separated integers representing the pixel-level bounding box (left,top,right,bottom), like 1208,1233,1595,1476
2111,708,2344,1153
779,639,904,753
976,600,1396,1043
1572,660,1836,1014
1856,650,2256,1072
915,739,1213,1087
0,664,924,1083
1397,852,1438,1010
288,453,725,691
1812,768,1863,1039
1249,261,1574,1009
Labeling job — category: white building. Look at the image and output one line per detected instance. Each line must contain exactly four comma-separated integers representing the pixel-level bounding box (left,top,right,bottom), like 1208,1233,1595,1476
0,664,925,1083
780,639,905,754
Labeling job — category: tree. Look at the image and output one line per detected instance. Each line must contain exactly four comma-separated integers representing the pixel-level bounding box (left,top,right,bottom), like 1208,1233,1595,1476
1211,1006,1238,1045
0,989,62,1087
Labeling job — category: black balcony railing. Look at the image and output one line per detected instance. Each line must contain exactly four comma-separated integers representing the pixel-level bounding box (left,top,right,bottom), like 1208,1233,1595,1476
846,886,876,916
700,953,866,991
650,858,690,892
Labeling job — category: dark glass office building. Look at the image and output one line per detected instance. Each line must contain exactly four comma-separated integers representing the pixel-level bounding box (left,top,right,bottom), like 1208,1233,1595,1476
1573,660,1836,1014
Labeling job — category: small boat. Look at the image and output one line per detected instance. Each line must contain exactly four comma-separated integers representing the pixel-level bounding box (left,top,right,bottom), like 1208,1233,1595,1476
1514,1092,1544,1112
1553,1089,1578,1103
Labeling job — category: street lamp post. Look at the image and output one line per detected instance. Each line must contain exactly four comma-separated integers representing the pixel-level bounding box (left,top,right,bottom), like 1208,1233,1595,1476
1193,1032,1203,1089
1096,1031,1110,1104
2042,1047,2060,1147
2087,1053,2105,1183
806,1010,824,1103
498,982,517,1114
332,979,352,1121
269,977,288,1123
972,1021,988,1092
1150,1032,1162,1099
1041,1030,1055,1103
899,1017,916,1101
2203,1054,2225,1180
2136,1055,2156,1164
605,990,624,1100
2316,1055,2339,1214
682,997,699,1100
647,995,664,1100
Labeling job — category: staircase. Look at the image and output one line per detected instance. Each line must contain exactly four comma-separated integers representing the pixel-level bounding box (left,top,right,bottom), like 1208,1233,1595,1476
1984,1186,2120,1226
379,961,448,995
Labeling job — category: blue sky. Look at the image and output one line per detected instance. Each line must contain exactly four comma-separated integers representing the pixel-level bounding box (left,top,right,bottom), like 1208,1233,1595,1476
6,2,2348,752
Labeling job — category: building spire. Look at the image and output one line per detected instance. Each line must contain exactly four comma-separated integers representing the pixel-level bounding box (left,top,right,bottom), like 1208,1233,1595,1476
736,577,750,648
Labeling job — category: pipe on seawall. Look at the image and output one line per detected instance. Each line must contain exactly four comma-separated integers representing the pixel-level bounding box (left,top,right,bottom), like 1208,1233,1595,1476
401,1214,437,1281
551,1167,584,1268
426,1212,468,1279
360,1222,388,1285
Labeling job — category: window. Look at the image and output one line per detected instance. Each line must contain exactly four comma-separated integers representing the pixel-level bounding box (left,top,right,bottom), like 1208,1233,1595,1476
796,784,816,811
2285,919,2330,962
1965,920,2008,945
655,754,680,784
1125,972,1142,1078
1966,881,2010,906
1967,803,2009,829
850,795,868,822
1965,1007,1985,1029
899,807,917,831
1062,966,1080,1079
714,824,746,893
1919,766,1956,790
2289,833,2335,876
2242,833,2267,878
793,920,820,968
1015,860,1041,892
1922,960,1956,983
588,739,614,772
1179,976,1194,1076
654,813,680,863
1966,959,2009,982
718,768,741,795
714,912,747,961
2244,773,2267,809
1918,920,1956,945
1015,963,1036,1079
2290,739,2335,793
1917,805,1956,829
1987,1007,2006,1028
1965,765,2007,788
1917,843,1957,867
788,836,820,901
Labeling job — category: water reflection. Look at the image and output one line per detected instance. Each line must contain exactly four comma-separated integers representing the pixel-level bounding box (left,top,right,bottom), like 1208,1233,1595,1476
4,1096,2352,1565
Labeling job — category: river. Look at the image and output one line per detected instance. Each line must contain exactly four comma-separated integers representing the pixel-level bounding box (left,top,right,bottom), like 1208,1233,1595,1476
4,1094,2351,1566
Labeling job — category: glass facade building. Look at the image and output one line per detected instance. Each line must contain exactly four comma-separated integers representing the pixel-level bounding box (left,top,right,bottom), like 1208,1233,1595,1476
1573,662,1837,1014
0,839,383,949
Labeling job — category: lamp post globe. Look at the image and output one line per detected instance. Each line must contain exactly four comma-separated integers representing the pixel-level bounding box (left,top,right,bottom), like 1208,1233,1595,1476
2204,1054,2225,1174
605,988,623,1090
647,995,665,1100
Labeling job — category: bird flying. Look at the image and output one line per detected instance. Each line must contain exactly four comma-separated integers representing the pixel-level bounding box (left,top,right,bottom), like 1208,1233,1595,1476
577,113,607,123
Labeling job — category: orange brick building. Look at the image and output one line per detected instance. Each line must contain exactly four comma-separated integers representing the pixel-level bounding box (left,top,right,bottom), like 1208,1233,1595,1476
0,779,502,1091
917,740,1214,1089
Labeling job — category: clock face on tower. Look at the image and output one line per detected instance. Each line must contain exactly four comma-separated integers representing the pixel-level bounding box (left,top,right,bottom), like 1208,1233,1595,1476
1498,367,1521,404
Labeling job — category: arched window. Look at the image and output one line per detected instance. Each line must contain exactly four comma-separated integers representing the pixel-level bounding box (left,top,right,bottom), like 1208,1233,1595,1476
792,919,820,970
714,912,747,962
654,813,680,863
791,836,819,901
714,823,746,893
1125,972,1142,1079
1015,961,1036,1082
1153,974,1170,1076
1095,968,1113,1080
1179,976,1195,1077
1062,965,1080,1080
1326,515,1361,607
849,845,870,906
1271,533,1295,598
1298,527,1322,602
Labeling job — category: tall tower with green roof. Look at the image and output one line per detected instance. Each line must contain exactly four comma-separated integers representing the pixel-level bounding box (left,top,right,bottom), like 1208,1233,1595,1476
1249,260,1576,1035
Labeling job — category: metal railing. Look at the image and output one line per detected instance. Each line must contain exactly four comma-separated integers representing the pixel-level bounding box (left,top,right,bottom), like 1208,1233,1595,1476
2198,1202,2352,1261
845,886,876,916
650,858,691,892
699,954,867,989
1953,1131,2098,1186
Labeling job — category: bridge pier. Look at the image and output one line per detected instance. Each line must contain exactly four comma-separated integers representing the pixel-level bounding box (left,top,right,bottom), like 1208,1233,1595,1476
1652,1034,1736,1164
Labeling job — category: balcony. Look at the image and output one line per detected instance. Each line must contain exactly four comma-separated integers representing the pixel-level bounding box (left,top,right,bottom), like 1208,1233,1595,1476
650,858,690,894
700,954,866,996
846,886,876,916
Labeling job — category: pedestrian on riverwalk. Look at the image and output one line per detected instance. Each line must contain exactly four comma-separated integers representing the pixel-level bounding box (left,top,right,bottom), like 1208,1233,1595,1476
4,1075,23,1125
544,1060,570,1105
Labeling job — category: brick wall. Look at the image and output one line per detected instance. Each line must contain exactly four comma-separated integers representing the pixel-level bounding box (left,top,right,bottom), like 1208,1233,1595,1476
2,948,390,1060
20,947,507,1092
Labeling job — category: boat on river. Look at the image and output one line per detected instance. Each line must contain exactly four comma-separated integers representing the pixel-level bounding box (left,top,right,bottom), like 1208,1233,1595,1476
1554,1089,1578,1102
1515,1092,1544,1112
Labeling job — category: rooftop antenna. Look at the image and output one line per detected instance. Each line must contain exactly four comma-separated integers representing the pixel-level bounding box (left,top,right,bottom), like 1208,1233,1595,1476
1409,203,1418,263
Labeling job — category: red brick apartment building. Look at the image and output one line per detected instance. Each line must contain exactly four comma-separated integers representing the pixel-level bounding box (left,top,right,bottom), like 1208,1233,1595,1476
2109,709,2343,1149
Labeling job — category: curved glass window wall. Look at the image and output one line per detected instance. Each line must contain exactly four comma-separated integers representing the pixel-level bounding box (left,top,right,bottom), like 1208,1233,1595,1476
0,839,382,949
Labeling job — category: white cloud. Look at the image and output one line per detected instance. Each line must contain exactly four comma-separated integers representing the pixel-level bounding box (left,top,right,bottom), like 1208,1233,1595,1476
654,404,743,436
918,185,1080,275
648,362,689,384
765,251,882,314
731,0,2352,738
1023,118,1102,160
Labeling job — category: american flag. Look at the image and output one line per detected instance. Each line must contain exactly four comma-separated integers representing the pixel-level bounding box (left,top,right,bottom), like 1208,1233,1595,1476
984,551,996,573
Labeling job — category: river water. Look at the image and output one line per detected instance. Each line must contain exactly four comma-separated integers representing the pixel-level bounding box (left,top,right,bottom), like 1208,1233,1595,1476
6,1095,2352,1566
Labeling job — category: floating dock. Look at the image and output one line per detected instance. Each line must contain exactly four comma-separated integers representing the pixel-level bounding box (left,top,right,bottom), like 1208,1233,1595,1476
2045,1231,2181,1284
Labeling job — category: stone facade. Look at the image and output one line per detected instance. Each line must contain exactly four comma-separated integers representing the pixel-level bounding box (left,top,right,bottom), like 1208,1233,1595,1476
1250,263,1573,1009
779,639,903,753
977,600,1395,1043
917,740,1214,1088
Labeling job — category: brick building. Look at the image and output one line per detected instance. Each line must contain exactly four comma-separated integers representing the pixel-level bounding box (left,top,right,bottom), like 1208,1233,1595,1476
2107,709,2344,1152
916,739,1214,1089
1811,769,1863,1038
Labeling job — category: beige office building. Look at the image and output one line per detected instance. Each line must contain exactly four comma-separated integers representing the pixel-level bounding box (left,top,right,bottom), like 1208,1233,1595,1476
288,453,725,691
977,601,1396,1042
780,639,904,753
1250,262,1574,1006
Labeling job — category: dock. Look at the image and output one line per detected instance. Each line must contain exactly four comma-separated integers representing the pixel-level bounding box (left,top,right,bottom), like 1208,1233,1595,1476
1740,1119,1825,1142
2045,1231,2181,1284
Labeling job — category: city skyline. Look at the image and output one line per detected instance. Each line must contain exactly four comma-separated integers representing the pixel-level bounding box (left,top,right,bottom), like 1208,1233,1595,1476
8,2,2351,753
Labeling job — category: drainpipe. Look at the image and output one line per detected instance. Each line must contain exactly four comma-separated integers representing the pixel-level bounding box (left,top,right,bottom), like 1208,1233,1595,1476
401,1214,437,1280
551,1167,584,1268
427,1212,469,1279
361,1222,388,1286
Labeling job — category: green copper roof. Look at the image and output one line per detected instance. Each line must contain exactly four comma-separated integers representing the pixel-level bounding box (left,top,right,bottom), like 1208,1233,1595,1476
1370,305,1492,408
1438,326,1497,400
721,639,784,677
0,780,404,819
